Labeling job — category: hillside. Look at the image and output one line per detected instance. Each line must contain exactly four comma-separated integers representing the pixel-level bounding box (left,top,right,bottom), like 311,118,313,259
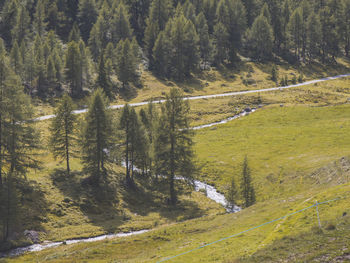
1,0,350,261
0,76,349,262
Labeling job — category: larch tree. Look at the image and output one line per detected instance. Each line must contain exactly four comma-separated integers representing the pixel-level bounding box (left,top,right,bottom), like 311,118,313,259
49,94,77,175
154,88,195,206
248,14,274,60
81,89,113,185
240,156,256,208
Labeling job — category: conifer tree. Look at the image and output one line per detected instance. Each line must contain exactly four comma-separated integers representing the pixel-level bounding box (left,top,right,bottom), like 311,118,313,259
307,12,322,60
155,88,195,206
96,54,113,97
139,102,158,177
81,89,112,184
213,22,229,65
10,41,23,76
78,0,98,43
240,156,256,208
115,39,139,88
69,23,81,43
49,94,76,175
248,14,274,60
11,6,30,44
226,176,238,211
111,3,133,44
144,0,173,67
195,12,212,65
33,0,47,37
65,41,83,97
120,104,132,186
153,31,171,78
288,8,303,60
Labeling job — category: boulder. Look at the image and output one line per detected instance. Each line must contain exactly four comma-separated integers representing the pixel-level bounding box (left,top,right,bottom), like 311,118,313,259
24,230,40,244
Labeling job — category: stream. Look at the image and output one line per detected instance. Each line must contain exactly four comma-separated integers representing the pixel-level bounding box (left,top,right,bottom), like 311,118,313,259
0,109,255,258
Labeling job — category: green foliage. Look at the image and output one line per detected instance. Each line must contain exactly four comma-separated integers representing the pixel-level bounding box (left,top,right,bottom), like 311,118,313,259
155,88,195,205
240,156,256,208
115,39,139,87
65,41,83,98
271,65,279,83
49,94,77,175
81,89,113,184
226,176,238,211
248,14,274,60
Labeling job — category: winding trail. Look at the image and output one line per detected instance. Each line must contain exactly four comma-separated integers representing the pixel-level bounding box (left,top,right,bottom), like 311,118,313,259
34,73,350,122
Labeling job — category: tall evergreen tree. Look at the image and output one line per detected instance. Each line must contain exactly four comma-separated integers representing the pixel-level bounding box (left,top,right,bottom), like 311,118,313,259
78,0,98,43
248,14,274,60
240,156,256,208
307,12,322,60
111,3,133,44
155,88,195,206
96,54,113,97
81,89,112,184
226,176,238,211
65,41,83,97
115,39,139,88
49,94,76,175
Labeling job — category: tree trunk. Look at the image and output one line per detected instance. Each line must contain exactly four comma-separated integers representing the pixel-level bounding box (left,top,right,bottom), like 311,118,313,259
65,117,70,175
125,120,131,186
170,100,176,206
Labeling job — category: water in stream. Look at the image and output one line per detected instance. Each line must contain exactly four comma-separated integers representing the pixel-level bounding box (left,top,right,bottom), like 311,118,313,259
1,109,256,258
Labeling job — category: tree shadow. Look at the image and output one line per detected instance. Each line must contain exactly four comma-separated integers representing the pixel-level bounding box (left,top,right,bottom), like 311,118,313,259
0,177,50,251
50,169,125,234
123,174,205,222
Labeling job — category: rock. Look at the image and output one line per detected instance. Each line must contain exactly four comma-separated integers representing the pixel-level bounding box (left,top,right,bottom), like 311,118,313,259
280,104,284,107
244,107,251,112
24,230,40,244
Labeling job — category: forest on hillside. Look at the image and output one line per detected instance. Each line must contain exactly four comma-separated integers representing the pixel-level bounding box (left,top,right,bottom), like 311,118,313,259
0,0,349,99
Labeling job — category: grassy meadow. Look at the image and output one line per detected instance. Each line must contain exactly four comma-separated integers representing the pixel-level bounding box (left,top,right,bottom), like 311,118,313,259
1,63,350,262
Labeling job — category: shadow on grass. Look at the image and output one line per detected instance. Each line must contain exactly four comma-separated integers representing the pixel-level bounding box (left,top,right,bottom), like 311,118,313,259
50,168,125,234
123,174,204,222
50,168,205,234
0,177,49,251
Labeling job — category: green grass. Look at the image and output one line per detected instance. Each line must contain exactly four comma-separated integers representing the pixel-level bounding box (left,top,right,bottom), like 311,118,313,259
195,104,350,201
4,183,349,262
2,70,350,261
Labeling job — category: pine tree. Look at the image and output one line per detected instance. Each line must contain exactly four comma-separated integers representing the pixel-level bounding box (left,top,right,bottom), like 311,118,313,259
78,0,98,43
144,0,173,67
213,22,229,65
49,94,76,175
68,23,81,42
155,88,195,206
271,65,278,83
111,3,133,44
288,8,303,60
120,104,133,186
195,12,212,65
81,89,112,185
96,54,113,97
307,12,322,60
139,102,158,177
115,39,139,88
65,41,83,98
226,176,238,211
33,0,47,37
166,14,199,80
248,15,274,60
11,6,30,44
1,71,40,241
10,41,23,76
153,31,171,78
240,156,256,208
